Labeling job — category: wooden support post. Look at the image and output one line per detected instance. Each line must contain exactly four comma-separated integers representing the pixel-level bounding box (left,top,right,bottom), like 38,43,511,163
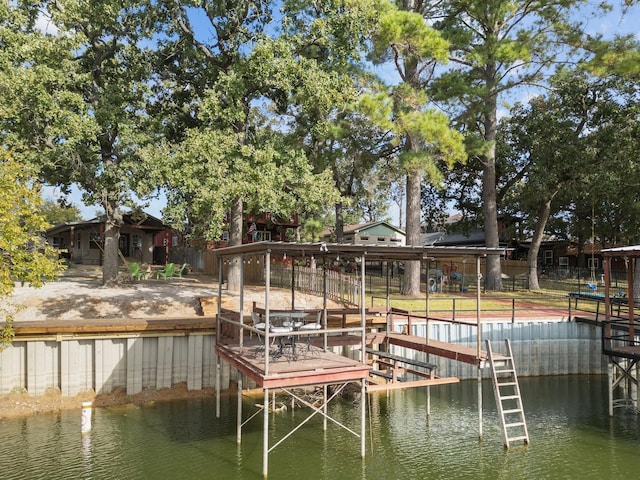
476,255,483,439
237,375,242,444
361,380,366,459
478,366,483,440
628,258,635,341
263,387,269,478
215,359,221,419
216,255,223,419
291,259,296,310
608,358,614,417
239,255,244,349
323,384,328,431
425,260,430,345
265,249,271,376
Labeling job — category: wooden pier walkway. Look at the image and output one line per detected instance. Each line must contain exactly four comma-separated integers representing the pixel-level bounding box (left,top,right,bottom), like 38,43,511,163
367,331,505,367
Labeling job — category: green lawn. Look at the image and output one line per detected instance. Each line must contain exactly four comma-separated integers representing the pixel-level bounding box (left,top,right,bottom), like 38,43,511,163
367,290,570,314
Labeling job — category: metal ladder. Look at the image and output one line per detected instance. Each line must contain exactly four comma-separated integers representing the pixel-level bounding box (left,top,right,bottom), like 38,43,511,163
485,339,530,448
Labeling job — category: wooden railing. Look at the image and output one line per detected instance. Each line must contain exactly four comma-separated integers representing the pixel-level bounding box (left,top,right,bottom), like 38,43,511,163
270,266,361,307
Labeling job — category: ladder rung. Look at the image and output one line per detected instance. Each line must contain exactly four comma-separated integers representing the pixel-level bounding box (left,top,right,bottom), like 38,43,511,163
497,382,517,387
495,368,514,373
503,409,523,414
499,395,520,401
507,435,529,442
505,422,525,428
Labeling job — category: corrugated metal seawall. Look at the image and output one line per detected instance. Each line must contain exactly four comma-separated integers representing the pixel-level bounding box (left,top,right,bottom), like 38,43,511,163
0,334,235,396
391,320,606,380
0,320,605,396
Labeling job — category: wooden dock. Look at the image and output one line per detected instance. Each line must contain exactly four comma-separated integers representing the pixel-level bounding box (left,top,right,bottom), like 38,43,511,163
216,338,370,390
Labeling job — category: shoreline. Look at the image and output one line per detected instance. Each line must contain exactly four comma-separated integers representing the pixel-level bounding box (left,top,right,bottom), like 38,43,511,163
0,382,236,421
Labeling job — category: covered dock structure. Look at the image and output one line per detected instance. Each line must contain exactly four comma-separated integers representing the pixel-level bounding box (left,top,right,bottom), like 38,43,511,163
212,241,506,477
602,245,640,415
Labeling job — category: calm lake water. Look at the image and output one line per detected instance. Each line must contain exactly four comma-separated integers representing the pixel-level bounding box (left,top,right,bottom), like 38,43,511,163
1,375,639,479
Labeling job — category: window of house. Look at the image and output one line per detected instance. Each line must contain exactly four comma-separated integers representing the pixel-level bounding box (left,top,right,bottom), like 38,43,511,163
89,233,101,249
377,237,385,242
132,234,142,249
254,231,271,242
221,231,229,242
588,257,599,270
390,238,402,243
172,235,178,247
360,236,369,241
544,250,553,265
559,257,569,268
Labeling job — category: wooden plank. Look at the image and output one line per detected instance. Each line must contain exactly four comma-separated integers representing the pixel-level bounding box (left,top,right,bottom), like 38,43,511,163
385,332,498,366
366,376,459,393
11,317,216,336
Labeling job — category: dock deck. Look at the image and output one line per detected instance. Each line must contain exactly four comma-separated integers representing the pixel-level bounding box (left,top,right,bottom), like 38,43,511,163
216,338,370,389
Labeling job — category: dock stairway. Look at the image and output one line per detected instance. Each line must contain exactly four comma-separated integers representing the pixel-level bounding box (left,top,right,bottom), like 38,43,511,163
485,339,530,448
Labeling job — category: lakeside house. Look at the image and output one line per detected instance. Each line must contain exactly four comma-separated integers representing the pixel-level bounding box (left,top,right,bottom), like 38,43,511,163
321,221,406,246
46,212,170,265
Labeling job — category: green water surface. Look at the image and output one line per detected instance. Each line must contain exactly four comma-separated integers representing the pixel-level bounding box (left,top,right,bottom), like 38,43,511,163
1,375,639,479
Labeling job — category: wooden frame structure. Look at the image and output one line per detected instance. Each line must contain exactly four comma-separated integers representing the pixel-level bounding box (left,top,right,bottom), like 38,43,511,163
212,241,505,477
602,246,640,415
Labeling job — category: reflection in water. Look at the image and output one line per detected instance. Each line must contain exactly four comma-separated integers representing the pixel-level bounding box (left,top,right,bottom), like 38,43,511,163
1,376,639,479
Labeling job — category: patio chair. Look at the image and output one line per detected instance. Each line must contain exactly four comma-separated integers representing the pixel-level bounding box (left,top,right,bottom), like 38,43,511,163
251,312,267,341
156,262,175,280
128,262,146,281
270,324,296,362
176,263,188,278
299,311,322,358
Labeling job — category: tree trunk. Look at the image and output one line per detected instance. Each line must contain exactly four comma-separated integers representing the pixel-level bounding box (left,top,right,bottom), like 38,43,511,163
227,196,243,292
102,197,122,286
527,194,555,291
481,83,502,291
402,169,421,296
335,201,344,243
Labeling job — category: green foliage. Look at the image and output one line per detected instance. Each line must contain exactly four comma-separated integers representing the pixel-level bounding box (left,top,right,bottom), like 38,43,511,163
1,151,66,349
151,1,381,243
497,67,640,262
40,198,83,225
2,0,164,284
371,1,449,65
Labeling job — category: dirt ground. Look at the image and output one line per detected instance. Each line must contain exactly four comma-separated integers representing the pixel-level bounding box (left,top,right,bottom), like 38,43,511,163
1,264,337,420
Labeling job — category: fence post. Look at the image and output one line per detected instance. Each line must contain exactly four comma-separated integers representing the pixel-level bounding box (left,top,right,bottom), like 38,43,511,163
452,298,456,322
511,298,515,323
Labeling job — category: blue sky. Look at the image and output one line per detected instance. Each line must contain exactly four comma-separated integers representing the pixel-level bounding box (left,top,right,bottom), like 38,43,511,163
41,2,639,226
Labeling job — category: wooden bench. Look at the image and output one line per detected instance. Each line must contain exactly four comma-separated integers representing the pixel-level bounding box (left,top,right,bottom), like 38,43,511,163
369,369,394,380
365,347,438,383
